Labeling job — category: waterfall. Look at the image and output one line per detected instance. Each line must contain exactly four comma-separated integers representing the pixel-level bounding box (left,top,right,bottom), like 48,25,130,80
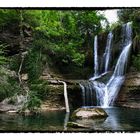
79,82,97,106
89,32,113,80
80,22,132,108
102,22,132,107
94,35,99,77
79,83,86,106
58,81,70,112
104,32,113,72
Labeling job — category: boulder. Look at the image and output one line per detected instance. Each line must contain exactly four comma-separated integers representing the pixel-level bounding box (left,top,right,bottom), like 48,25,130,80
71,108,108,120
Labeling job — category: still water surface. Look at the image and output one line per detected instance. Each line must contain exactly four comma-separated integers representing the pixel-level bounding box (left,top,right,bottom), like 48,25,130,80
0,107,140,132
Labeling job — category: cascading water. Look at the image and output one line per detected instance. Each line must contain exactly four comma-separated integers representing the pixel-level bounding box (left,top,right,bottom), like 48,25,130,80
102,22,132,107
94,35,99,77
104,31,113,72
79,82,97,106
80,22,132,108
89,32,113,81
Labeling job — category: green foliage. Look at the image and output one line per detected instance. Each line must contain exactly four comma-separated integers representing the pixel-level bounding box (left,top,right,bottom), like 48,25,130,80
23,79,49,111
9,55,21,72
0,9,20,30
0,10,108,71
0,42,17,101
117,9,133,23
117,9,140,35
75,11,108,36
25,91,41,111
0,74,22,101
26,10,107,67
0,81,12,101
25,49,43,82
110,22,122,30
29,79,49,100
132,55,140,71
0,43,8,65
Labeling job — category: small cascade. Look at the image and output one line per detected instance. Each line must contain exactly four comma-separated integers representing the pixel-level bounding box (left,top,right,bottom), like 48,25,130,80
79,82,97,106
58,81,70,112
80,22,132,108
104,32,113,72
94,35,99,77
79,83,86,106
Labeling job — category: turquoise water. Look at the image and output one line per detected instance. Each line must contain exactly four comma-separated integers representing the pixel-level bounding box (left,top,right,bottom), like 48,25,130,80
0,107,140,132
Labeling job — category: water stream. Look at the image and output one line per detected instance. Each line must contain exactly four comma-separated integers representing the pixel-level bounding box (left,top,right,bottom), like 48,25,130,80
94,35,99,77
104,31,113,72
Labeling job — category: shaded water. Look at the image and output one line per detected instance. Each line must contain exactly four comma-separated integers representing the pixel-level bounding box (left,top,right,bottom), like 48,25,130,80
0,111,66,131
0,107,140,132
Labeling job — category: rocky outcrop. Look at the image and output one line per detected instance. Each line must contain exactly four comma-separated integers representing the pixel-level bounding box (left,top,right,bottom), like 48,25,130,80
116,72,140,108
40,79,83,111
40,70,140,110
0,95,27,113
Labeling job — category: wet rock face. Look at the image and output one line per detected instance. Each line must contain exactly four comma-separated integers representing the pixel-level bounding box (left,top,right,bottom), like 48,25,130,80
116,72,140,108
40,82,82,111
71,108,108,120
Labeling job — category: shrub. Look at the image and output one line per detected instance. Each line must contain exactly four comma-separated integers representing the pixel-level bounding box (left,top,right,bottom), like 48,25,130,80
0,73,22,101
25,91,42,112
29,79,49,101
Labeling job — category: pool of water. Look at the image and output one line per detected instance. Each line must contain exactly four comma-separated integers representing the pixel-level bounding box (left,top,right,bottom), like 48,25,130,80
0,111,66,132
0,107,140,132
90,107,140,131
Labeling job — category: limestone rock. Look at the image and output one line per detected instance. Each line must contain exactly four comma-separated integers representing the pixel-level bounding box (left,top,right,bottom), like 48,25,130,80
21,73,28,81
71,108,108,120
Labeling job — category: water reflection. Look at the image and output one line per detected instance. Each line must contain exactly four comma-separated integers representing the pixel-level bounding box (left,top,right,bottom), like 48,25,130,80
101,107,139,131
0,107,139,131
63,112,70,131
102,107,123,130
76,118,107,130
